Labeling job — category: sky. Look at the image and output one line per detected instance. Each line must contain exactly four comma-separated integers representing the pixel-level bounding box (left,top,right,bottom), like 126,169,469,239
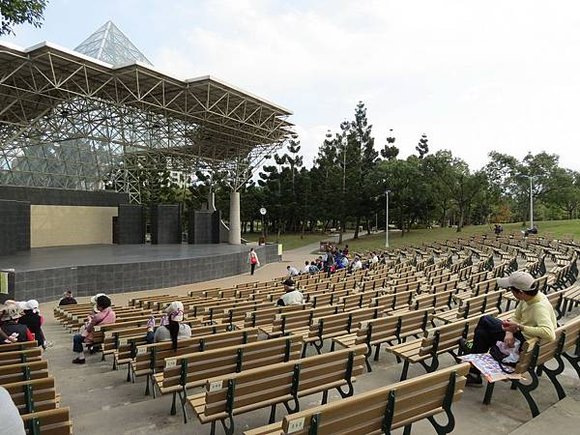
2,0,580,171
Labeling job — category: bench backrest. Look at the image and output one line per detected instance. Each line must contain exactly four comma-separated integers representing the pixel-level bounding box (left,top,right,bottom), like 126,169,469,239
0,360,49,386
413,288,455,311
279,363,470,434
0,348,42,365
270,306,341,335
21,407,72,435
132,328,259,373
162,335,303,390
3,377,57,414
308,307,381,339
201,345,367,420
372,290,415,312
0,340,38,353
459,290,504,318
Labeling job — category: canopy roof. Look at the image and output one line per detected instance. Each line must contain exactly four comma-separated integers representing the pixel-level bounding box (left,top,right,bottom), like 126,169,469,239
0,40,293,154
0,23,293,201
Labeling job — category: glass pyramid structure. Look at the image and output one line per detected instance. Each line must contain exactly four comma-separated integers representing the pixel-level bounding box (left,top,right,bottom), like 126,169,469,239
74,20,152,66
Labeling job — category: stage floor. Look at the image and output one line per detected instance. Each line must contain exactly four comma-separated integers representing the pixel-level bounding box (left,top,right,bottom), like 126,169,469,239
0,244,252,272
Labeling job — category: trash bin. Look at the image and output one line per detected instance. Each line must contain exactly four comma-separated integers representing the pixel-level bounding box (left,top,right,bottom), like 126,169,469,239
259,236,266,245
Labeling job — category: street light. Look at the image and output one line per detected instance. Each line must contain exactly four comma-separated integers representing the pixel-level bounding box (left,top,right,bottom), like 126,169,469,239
259,207,267,245
521,175,537,230
385,190,391,248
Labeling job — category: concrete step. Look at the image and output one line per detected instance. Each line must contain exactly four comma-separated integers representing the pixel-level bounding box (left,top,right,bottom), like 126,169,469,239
509,397,580,435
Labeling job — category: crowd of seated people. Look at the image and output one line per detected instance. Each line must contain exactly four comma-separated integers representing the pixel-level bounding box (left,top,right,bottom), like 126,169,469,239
284,244,386,279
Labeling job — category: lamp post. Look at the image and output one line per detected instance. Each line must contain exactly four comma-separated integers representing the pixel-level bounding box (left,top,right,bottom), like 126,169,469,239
385,190,391,248
521,175,536,229
259,207,267,245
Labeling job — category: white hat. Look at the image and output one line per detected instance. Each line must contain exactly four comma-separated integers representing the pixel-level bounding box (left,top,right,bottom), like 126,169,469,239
497,271,535,292
165,301,184,322
25,299,39,313
1,304,23,321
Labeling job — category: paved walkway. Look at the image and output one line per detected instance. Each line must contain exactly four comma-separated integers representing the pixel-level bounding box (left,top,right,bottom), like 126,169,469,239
36,240,579,434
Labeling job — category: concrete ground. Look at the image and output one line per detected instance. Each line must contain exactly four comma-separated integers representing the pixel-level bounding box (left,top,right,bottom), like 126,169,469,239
37,239,580,434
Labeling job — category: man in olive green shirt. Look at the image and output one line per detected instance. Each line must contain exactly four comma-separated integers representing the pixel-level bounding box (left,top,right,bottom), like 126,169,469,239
461,271,557,385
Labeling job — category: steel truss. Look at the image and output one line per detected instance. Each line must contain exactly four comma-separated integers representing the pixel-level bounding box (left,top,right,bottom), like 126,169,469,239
0,41,293,202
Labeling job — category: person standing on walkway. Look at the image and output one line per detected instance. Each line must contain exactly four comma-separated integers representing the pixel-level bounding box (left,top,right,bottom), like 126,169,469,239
248,248,260,275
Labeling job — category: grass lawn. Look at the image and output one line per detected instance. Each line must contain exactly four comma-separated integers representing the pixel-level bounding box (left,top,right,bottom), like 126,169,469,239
243,219,580,253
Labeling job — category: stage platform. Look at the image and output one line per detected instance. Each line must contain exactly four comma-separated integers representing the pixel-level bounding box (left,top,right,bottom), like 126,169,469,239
0,243,280,303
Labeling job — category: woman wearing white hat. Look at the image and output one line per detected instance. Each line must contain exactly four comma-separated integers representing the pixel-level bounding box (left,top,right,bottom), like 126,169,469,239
0,304,34,344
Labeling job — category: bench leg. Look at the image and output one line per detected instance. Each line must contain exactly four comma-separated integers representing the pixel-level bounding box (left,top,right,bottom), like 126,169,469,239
144,376,150,396
220,416,234,435
179,391,189,424
151,375,157,398
373,344,381,362
403,424,412,435
170,392,177,415
541,359,566,401
400,360,410,381
364,355,372,373
483,382,495,405
321,390,329,405
515,371,540,418
268,404,277,424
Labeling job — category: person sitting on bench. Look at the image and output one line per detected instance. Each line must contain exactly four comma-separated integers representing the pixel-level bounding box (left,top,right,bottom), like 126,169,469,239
145,301,191,350
276,279,305,306
0,304,34,344
72,295,116,364
460,271,557,386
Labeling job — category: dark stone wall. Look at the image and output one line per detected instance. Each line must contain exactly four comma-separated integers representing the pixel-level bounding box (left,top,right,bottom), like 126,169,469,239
117,204,145,244
0,199,30,256
151,204,181,244
188,210,221,244
12,244,281,303
0,185,128,206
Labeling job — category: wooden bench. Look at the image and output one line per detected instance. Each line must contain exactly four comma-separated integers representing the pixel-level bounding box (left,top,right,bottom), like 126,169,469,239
130,328,259,395
434,290,504,324
244,363,471,435
302,307,381,356
0,360,50,386
482,314,580,417
333,308,433,371
187,345,367,434
21,407,72,435
387,313,494,380
412,288,455,312
158,335,303,417
371,290,415,312
0,340,38,353
0,348,42,366
260,306,341,338
3,377,58,414
563,283,580,313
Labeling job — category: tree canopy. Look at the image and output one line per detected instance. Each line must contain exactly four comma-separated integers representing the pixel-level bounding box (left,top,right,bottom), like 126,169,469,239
0,0,48,35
